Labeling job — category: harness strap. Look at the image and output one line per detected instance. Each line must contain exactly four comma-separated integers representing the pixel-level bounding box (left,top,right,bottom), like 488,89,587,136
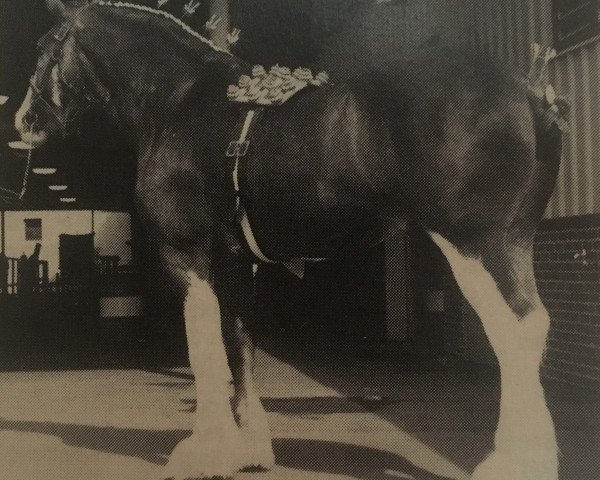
225,107,327,274
226,107,274,263
240,209,275,264
228,109,258,209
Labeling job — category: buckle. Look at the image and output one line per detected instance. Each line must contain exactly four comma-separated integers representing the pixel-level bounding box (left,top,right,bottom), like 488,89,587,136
226,140,250,157
53,23,72,42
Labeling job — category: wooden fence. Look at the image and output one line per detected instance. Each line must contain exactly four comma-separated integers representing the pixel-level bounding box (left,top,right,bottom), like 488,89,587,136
0,255,49,296
0,254,132,297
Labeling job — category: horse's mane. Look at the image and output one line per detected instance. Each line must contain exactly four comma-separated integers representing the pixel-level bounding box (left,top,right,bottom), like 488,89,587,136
94,1,232,56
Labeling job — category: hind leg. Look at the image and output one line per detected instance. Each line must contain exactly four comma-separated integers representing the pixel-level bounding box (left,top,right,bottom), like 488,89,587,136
429,233,557,480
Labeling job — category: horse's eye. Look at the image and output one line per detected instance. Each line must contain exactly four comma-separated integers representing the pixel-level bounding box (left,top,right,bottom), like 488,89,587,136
37,38,49,51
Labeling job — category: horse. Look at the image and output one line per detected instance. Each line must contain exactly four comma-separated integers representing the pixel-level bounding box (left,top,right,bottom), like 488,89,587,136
15,1,565,479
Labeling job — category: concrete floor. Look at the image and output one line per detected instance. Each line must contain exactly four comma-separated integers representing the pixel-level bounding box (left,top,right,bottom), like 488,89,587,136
0,345,596,480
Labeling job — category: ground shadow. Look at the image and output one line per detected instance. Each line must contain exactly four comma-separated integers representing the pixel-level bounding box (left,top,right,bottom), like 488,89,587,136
258,338,600,480
0,418,186,465
273,438,455,480
0,419,455,479
0,346,187,372
180,396,392,415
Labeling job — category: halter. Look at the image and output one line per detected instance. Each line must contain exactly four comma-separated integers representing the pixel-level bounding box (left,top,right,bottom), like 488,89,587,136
29,21,111,134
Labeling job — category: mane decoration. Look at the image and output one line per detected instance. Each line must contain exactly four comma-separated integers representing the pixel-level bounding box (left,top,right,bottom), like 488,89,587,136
523,43,569,132
94,0,232,55
227,65,330,106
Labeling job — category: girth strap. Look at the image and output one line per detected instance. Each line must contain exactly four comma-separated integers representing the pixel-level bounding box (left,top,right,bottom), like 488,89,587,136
225,107,327,277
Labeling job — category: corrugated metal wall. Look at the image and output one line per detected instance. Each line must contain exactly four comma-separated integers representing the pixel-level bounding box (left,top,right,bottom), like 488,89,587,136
313,0,467,80
458,0,600,218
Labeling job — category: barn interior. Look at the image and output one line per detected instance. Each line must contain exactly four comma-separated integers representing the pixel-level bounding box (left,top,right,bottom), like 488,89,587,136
0,1,599,479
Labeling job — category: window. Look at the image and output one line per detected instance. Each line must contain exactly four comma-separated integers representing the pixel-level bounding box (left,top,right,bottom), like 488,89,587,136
553,0,600,52
24,219,42,241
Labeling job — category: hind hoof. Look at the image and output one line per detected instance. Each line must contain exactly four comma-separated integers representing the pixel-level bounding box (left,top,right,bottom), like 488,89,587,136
472,448,558,480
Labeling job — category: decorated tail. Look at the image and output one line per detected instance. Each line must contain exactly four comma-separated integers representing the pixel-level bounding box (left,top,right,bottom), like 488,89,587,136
525,43,570,132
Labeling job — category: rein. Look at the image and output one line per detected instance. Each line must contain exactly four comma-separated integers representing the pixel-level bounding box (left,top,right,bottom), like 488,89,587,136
2,123,36,201
19,124,35,200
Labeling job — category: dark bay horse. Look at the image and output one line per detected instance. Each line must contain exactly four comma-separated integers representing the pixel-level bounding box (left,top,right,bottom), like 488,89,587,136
15,1,564,479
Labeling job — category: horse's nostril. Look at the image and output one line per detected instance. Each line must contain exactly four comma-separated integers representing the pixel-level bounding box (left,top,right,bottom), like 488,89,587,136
23,110,38,127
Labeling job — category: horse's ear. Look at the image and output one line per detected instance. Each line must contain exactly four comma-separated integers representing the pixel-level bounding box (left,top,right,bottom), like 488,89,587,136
46,0,69,18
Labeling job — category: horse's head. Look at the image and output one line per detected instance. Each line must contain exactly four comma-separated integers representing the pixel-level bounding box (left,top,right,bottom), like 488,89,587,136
15,0,111,148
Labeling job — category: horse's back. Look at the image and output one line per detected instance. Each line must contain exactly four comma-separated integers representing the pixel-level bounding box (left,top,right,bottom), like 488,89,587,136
241,49,540,259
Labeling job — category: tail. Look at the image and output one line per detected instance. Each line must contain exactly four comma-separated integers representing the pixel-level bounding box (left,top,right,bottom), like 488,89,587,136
517,88,566,229
527,85,567,161
515,43,569,224
524,43,569,165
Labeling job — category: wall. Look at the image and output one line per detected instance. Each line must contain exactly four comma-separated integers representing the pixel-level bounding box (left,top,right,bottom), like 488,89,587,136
94,211,132,266
2,210,131,279
458,0,600,218
312,0,465,78
535,215,600,388
4,211,92,280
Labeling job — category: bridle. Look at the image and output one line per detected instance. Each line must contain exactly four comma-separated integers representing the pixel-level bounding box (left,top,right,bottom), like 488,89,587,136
29,21,111,134
14,19,113,200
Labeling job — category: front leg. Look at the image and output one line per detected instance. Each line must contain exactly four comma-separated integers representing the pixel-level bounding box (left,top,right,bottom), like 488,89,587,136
215,253,275,472
163,264,244,480
229,317,275,471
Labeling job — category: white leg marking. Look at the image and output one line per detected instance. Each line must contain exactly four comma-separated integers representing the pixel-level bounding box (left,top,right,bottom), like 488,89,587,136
232,319,275,470
236,388,275,470
163,272,243,480
429,233,558,480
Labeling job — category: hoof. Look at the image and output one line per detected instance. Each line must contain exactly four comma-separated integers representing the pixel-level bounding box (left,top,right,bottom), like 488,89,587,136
235,396,275,471
239,428,275,471
162,431,243,480
472,448,558,480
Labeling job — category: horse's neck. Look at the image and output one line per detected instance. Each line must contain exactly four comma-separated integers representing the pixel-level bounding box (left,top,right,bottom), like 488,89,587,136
104,52,238,149
76,17,240,147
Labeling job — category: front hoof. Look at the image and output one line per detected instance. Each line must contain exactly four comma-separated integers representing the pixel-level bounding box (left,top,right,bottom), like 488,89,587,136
239,429,275,471
235,397,275,471
162,432,242,480
472,448,558,480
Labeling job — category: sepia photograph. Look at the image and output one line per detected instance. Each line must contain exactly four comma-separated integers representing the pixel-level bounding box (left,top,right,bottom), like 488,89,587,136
0,1,598,479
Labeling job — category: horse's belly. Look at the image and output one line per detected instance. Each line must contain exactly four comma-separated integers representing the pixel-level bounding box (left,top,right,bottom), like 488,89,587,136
243,200,384,261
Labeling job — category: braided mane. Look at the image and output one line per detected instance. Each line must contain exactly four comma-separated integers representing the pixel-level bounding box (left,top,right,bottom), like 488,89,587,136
95,1,231,55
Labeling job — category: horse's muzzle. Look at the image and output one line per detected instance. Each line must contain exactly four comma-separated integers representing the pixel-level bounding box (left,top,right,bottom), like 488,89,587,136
18,128,48,149
15,99,49,149
15,114,47,149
